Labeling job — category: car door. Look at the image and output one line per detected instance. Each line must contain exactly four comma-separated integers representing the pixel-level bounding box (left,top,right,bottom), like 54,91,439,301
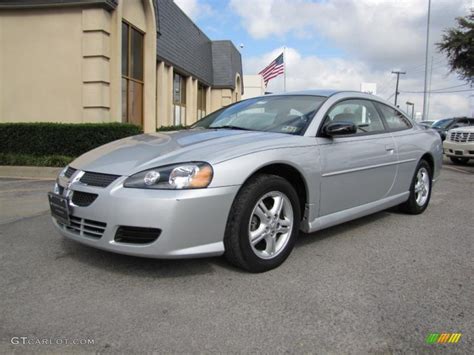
375,102,418,196
316,99,397,216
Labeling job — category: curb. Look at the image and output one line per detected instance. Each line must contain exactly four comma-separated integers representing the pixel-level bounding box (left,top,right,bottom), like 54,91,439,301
0,166,61,180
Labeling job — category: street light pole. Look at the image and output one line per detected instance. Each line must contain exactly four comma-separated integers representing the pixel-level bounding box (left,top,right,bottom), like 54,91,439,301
392,70,406,106
422,0,432,120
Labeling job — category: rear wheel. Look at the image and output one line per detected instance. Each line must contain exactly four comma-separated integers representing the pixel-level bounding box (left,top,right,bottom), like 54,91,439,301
224,174,301,273
399,160,432,214
450,157,470,165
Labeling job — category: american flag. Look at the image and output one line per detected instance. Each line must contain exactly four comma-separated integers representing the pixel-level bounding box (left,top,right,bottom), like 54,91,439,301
259,53,284,87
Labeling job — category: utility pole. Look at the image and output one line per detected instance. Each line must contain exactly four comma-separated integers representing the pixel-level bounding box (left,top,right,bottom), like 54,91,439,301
422,0,432,120
392,70,406,106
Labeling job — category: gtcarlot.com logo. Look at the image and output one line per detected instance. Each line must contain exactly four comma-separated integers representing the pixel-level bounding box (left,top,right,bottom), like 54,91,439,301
11,337,95,345
426,333,462,344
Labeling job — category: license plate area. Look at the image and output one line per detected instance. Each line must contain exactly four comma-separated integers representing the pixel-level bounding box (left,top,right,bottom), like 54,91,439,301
48,192,71,226
455,150,463,156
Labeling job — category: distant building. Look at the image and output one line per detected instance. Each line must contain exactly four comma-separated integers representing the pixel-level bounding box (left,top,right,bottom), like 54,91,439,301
242,75,265,99
360,83,377,95
0,0,243,132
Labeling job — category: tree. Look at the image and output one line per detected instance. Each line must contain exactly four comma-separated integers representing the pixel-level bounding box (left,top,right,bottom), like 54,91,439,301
437,11,474,84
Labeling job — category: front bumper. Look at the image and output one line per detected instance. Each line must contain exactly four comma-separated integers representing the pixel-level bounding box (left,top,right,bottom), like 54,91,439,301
443,141,474,158
51,176,240,258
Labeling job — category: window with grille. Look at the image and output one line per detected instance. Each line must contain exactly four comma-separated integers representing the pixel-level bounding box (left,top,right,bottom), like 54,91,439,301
197,83,207,120
173,72,187,125
122,21,144,127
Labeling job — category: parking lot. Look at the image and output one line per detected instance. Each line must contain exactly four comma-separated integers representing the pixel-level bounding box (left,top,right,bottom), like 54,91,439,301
0,158,472,353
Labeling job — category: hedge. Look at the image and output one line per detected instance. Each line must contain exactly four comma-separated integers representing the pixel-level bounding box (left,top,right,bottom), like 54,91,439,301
0,122,142,157
0,153,74,167
157,124,188,131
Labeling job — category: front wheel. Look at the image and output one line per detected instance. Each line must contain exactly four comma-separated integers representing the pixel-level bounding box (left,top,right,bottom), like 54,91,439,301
224,174,301,273
399,160,432,214
450,157,470,165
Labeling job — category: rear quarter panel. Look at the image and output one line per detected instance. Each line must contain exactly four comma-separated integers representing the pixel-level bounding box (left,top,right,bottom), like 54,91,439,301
391,127,443,195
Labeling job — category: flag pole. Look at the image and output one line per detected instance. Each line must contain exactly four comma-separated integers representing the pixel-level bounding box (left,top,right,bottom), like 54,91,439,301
283,46,287,92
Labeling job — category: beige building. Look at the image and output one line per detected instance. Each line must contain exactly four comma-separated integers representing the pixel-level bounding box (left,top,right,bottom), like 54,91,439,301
242,75,265,100
0,0,243,133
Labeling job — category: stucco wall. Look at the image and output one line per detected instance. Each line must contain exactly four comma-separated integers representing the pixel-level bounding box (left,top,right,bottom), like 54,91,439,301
0,9,83,123
0,0,239,131
242,75,264,100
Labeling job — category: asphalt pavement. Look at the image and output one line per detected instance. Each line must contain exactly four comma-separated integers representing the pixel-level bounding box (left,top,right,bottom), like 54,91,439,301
0,159,472,353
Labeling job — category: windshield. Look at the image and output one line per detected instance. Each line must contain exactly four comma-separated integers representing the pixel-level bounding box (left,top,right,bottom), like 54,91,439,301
432,119,453,129
191,95,326,135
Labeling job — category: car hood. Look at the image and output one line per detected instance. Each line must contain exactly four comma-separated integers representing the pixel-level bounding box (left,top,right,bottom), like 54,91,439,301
70,129,302,175
449,126,474,133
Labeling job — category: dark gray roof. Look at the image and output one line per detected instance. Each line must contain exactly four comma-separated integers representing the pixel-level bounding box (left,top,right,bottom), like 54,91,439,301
155,0,213,86
156,0,242,90
211,41,242,89
0,0,118,11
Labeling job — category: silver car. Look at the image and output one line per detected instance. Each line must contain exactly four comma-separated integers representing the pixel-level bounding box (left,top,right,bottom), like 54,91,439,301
48,90,443,272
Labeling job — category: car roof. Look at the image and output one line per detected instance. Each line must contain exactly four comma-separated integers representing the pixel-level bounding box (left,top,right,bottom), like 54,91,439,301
266,89,384,99
267,89,348,97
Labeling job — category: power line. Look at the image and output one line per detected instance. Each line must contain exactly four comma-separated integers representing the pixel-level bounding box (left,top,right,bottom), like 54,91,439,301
386,92,395,100
430,83,469,92
400,88,473,94
377,77,396,96
403,58,445,74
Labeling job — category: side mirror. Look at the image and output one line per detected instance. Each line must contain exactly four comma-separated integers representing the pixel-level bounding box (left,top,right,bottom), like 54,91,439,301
452,124,460,129
323,121,357,136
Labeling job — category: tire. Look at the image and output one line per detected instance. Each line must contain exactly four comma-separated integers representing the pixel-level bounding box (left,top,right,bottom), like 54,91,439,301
450,157,470,165
398,159,432,214
224,174,301,273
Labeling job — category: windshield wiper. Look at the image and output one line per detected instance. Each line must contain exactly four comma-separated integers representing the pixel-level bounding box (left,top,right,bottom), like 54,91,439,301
211,125,254,131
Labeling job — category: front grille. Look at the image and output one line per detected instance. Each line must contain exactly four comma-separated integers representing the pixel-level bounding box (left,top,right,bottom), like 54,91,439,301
449,131,474,143
80,172,120,187
60,216,107,239
71,191,98,207
64,166,77,178
115,226,161,244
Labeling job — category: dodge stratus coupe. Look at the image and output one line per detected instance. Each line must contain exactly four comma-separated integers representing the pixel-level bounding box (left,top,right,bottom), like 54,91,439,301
49,90,443,272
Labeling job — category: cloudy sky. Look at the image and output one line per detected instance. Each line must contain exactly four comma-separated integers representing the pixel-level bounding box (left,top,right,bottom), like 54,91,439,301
175,0,473,119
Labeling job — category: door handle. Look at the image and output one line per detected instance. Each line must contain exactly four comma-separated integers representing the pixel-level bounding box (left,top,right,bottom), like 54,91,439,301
385,145,395,152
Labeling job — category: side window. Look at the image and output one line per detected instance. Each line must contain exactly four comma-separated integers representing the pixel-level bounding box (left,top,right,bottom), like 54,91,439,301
325,99,385,134
455,119,474,127
377,103,412,130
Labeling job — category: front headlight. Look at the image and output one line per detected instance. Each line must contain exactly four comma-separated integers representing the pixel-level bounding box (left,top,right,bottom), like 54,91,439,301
123,162,213,189
59,165,69,177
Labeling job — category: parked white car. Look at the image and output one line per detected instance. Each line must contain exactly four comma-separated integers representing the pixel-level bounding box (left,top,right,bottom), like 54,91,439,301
443,126,474,165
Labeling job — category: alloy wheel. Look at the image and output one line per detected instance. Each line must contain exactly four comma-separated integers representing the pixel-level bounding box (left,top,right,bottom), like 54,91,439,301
248,191,294,260
414,167,430,207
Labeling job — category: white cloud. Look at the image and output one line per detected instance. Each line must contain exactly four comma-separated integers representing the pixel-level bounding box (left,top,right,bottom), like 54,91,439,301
231,0,466,67
174,0,213,20
245,47,472,119
236,0,472,119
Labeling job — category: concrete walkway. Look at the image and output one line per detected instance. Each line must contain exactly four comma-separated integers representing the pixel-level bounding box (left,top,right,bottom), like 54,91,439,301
0,166,61,180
